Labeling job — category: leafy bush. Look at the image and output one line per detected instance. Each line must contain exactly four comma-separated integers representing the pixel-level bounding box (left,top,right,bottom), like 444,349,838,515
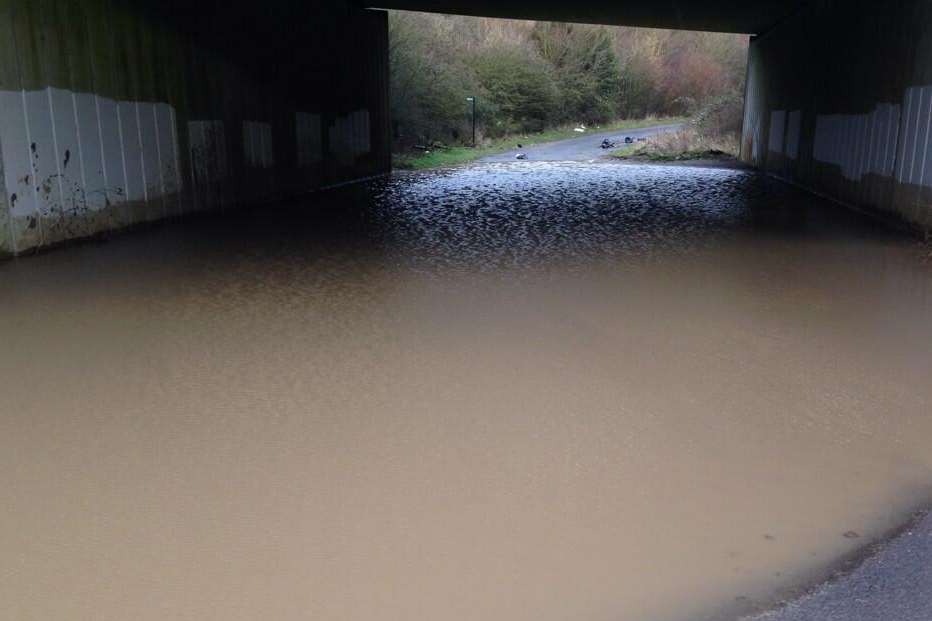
471,46,559,135
389,12,479,146
532,23,621,124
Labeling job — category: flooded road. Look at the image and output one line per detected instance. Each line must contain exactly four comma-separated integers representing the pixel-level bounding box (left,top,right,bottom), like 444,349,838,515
2,161,932,621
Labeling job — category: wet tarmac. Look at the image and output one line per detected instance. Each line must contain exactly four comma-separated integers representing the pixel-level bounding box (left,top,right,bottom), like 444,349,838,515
480,124,683,162
2,161,931,621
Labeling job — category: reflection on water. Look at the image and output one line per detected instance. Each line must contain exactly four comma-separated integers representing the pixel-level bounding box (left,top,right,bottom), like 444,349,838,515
1,162,931,621
370,163,790,268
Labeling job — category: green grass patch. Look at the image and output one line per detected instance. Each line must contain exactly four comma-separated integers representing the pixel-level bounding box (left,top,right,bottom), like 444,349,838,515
393,148,494,170
393,117,687,170
607,144,641,159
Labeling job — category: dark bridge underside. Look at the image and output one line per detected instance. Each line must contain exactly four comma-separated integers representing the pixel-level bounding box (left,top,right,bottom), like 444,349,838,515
367,0,807,34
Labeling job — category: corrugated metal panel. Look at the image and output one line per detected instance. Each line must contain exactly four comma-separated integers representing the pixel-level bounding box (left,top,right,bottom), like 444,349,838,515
740,0,932,233
296,112,323,168
897,86,932,189
785,110,801,160
331,109,372,166
0,1,391,257
740,43,764,166
188,120,227,211
0,85,183,242
320,8,390,187
243,121,275,169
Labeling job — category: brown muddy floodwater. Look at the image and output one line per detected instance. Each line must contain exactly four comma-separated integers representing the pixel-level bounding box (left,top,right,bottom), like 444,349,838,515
1,161,932,621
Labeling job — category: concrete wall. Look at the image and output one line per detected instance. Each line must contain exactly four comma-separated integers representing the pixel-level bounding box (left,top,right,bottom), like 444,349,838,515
741,0,932,234
0,0,390,256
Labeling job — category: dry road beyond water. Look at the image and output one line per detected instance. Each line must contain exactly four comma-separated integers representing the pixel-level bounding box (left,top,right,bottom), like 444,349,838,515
1,159,931,621
480,122,683,162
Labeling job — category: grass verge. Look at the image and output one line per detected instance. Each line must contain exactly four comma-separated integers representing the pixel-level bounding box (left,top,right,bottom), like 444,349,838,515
610,127,739,162
393,117,687,170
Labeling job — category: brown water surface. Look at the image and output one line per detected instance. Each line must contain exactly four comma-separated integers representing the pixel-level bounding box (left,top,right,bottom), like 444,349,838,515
2,162,932,621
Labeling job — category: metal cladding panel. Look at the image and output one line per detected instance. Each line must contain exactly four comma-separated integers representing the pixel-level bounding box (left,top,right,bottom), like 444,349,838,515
188,120,228,211
97,96,128,211
0,90,22,254
243,121,275,170
296,112,323,168
0,1,391,257
0,0,17,254
318,8,390,187
898,87,932,190
138,103,163,210
785,110,801,160
117,102,145,204
0,91,34,221
740,43,764,166
768,110,786,155
23,91,59,230
74,92,107,212
156,103,181,196
741,0,932,233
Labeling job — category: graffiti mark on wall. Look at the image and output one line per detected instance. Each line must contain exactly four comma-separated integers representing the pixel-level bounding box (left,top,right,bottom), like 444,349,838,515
0,87,181,245
189,120,229,210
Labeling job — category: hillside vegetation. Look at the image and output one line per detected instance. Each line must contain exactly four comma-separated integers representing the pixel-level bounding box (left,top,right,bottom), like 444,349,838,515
390,11,748,156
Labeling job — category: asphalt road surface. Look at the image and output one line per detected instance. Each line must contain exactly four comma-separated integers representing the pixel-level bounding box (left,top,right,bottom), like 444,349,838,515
749,512,932,621
480,122,683,162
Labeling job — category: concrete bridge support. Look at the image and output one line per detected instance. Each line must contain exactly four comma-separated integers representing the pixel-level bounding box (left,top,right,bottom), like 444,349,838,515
0,0,390,257
741,0,932,234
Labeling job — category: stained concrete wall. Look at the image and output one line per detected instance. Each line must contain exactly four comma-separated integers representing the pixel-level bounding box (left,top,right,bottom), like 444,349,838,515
741,0,932,234
0,0,390,256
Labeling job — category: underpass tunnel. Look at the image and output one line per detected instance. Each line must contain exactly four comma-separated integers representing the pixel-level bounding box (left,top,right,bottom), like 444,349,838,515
376,0,932,234
0,0,930,249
